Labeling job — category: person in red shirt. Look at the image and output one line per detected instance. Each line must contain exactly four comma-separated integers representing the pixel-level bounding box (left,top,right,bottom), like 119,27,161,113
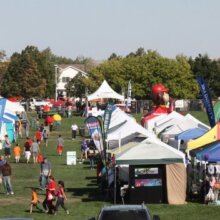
46,116,54,132
35,129,42,144
43,176,56,214
54,180,69,215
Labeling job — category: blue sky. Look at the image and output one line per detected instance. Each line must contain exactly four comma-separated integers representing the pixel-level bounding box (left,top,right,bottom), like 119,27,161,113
1,0,220,60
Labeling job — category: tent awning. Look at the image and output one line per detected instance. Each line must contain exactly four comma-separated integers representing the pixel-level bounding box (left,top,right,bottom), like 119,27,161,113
187,122,220,151
175,127,208,141
116,139,185,165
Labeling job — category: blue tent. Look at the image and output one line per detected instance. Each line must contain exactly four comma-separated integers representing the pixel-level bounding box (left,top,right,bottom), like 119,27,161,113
0,98,19,143
196,141,220,162
175,127,208,141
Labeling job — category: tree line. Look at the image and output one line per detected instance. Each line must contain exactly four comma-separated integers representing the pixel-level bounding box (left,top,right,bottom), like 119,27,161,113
0,46,220,100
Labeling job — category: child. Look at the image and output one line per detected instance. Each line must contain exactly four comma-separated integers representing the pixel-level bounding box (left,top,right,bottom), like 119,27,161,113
29,188,42,213
54,180,69,215
13,143,21,163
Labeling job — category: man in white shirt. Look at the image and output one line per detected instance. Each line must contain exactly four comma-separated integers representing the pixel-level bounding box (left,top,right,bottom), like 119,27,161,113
71,123,78,140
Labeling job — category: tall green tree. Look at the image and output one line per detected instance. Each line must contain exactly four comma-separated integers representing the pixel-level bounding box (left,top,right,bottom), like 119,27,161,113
65,72,87,98
1,47,46,98
189,54,220,98
0,50,9,88
86,50,198,99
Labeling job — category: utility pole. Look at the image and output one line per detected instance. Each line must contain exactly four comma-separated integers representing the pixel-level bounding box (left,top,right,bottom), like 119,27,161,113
54,65,58,101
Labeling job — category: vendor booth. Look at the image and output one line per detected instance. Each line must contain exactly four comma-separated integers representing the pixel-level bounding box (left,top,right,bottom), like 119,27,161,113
115,139,187,204
154,111,185,135
0,98,20,142
187,122,220,151
107,107,156,149
174,127,208,151
161,114,210,144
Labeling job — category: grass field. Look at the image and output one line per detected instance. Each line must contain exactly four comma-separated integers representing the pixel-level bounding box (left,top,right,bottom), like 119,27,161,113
0,111,219,220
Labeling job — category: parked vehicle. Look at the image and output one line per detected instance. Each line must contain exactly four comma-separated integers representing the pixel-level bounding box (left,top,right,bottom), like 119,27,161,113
20,98,53,111
88,204,160,220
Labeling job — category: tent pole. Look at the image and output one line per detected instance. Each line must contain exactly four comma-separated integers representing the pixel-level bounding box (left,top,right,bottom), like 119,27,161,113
114,165,117,204
119,132,121,153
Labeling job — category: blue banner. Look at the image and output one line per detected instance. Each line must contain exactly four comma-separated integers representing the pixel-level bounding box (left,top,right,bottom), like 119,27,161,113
0,98,7,130
126,80,132,108
197,76,215,127
85,116,103,152
103,103,116,138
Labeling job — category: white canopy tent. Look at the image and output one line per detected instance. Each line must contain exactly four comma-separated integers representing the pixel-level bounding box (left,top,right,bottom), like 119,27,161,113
5,100,25,114
154,111,185,135
107,107,156,149
161,114,210,144
116,139,185,165
87,80,124,101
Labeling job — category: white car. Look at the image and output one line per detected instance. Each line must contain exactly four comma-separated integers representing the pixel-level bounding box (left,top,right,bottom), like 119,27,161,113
29,98,53,110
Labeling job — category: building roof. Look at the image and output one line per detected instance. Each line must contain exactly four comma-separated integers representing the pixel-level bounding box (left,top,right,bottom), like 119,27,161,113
57,64,87,75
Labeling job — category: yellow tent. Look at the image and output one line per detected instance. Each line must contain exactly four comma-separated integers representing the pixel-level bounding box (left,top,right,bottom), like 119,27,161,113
187,122,220,151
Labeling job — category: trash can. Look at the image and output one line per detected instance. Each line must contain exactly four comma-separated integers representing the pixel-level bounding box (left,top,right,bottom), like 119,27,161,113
79,126,85,137
66,151,76,165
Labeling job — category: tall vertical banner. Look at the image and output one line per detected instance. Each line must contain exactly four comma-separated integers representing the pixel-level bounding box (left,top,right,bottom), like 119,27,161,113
126,80,132,108
197,76,216,127
103,103,116,139
0,99,7,131
214,101,220,123
85,116,103,153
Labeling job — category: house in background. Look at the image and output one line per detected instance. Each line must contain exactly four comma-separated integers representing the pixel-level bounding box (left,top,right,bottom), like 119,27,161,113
55,64,88,99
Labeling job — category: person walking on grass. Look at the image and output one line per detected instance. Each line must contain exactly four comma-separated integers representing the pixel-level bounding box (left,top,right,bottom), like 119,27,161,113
43,176,56,214
40,157,51,190
24,137,32,163
54,180,69,215
42,129,49,147
35,129,42,145
2,161,14,195
29,188,42,213
13,143,21,163
3,135,11,159
31,139,41,164
57,135,64,156
71,123,78,140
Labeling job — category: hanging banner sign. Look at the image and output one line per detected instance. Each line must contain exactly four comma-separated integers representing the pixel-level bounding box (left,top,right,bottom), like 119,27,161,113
103,103,116,138
85,116,103,152
197,76,215,128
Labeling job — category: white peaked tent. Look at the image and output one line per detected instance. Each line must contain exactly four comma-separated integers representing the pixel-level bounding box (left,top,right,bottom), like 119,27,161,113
87,80,124,101
116,139,187,204
107,107,156,142
144,114,168,133
154,111,185,135
161,113,210,143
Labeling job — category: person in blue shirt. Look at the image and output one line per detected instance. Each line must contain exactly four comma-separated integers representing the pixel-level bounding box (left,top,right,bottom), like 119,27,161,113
80,138,89,160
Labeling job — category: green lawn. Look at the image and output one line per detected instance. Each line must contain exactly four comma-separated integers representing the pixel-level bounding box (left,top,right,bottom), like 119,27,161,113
0,111,219,220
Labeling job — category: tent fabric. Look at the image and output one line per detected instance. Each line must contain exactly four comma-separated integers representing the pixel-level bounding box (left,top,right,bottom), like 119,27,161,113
166,163,187,204
107,107,156,141
5,100,25,114
187,122,220,151
161,114,210,142
144,114,168,133
87,80,124,101
175,127,208,141
154,111,185,135
195,141,220,162
0,98,19,142
116,139,185,165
